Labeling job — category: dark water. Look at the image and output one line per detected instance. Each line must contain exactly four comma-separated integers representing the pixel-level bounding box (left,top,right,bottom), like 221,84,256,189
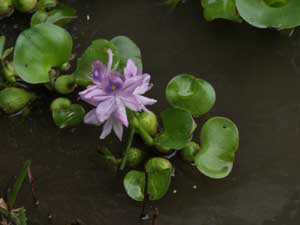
1,0,300,225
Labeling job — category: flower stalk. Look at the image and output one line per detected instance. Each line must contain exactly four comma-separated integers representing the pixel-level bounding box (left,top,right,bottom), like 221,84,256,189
120,127,136,170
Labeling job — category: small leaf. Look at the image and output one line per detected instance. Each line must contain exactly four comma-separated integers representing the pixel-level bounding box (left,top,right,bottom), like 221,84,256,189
31,6,77,27
52,104,85,128
201,0,241,22
155,108,193,150
0,36,5,57
195,117,239,179
166,74,216,116
14,23,73,84
236,0,300,29
123,170,145,201
111,36,142,71
147,169,172,201
7,161,31,209
74,39,119,86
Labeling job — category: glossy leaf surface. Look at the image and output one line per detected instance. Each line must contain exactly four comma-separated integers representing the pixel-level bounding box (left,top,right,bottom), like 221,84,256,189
14,23,73,84
166,74,216,116
156,108,193,150
195,117,239,179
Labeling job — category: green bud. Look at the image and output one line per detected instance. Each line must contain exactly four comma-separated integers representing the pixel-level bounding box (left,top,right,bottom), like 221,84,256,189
0,0,14,16
126,147,146,168
54,75,76,95
136,111,158,136
145,157,172,172
0,87,33,114
2,61,16,83
50,97,71,111
51,100,85,129
14,0,37,13
180,141,200,163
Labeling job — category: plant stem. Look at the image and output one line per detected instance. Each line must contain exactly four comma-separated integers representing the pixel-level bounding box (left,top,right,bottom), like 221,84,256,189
137,125,154,146
120,127,136,170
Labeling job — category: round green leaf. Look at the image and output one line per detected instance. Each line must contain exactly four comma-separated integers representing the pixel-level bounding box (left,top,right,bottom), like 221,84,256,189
147,169,172,201
74,39,119,86
14,23,73,84
123,170,145,202
155,108,193,150
201,0,242,22
111,36,142,71
166,74,216,116
236,0,300,29
195,117,239,179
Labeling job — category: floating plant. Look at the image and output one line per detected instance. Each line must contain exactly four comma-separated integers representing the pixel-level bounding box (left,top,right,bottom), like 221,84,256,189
0,7,240,222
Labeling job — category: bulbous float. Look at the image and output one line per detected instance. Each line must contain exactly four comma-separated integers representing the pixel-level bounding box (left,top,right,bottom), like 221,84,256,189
136,111,158,136
50,97,71,111
54,74,77,94
13,0,37,13
0,0,14,16
0,87,34,114
126,147,146,168
180,141,200,163
145,157,173,172
50,97,85,129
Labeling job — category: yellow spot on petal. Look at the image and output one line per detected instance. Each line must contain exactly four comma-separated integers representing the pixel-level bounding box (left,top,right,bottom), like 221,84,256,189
111,85,117,91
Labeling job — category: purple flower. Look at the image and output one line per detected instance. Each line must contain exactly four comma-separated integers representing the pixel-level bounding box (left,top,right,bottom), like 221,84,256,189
79,49,157,140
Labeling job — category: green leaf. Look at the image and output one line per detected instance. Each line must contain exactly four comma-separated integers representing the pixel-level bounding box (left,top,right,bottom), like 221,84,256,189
156,108,193,150
147,169,172,201
7,161,31,209
31,6,77,27
0,36,5,57
166,74,216,116
111,36,142,71
145,157,172,201
236,0,300,29
18,208,27,225
14,23,73,84
52,104,85,129
195,117,239,179
124,158,172,202
201,0,241,22
74,39,119,86
123,170,145,201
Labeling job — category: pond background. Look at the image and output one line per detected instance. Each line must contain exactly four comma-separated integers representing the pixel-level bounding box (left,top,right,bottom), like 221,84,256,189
1,0,300,224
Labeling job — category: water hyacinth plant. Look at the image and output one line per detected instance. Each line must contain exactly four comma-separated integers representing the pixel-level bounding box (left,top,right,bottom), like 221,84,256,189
0,6,240,217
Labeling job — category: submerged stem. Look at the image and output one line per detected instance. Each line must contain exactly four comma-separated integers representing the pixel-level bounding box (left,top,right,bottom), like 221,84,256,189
120,127,136,170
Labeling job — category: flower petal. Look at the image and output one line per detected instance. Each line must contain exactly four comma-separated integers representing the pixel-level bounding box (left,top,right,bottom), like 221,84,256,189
100,118,113,139
115,98,128,127
84,109,102,125
112,117,124,140
92,61,107,84
96,97,117,122
120,95,143,111
124,59,138,79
